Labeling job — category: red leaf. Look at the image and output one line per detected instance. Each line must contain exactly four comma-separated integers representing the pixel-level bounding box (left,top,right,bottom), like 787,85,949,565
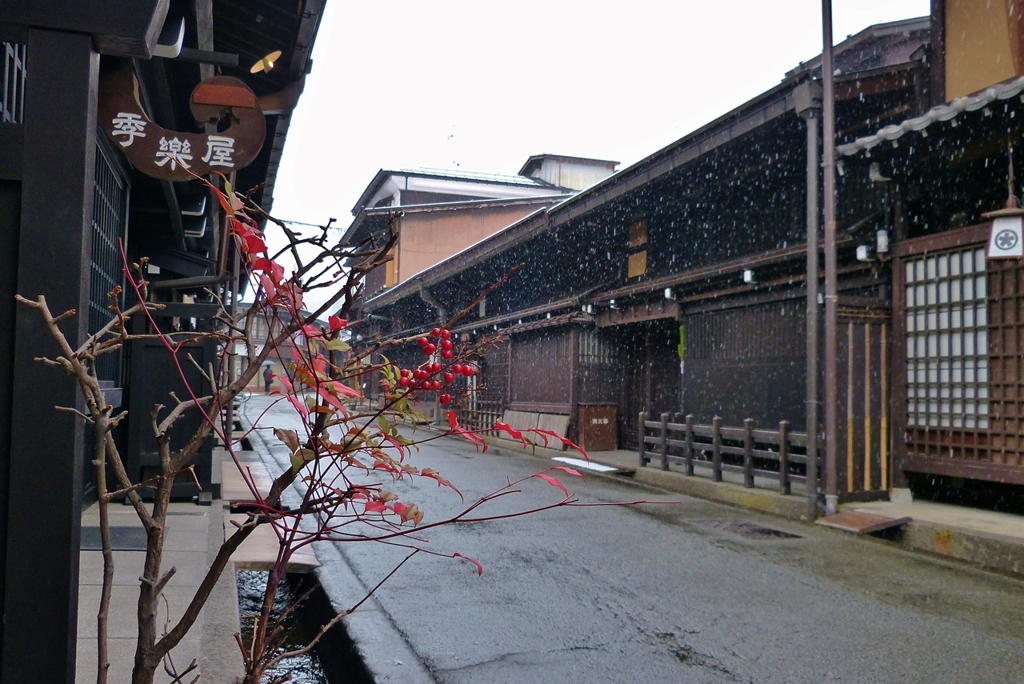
364,500,386,513
526,428,589,461
259,274,278,301
301,323,323,339
329,380,360,398
454,552,483,576
421,467,462,498
532,472,569,496
243,233,267,255
269,260,285,284
227,216,246,235
215,187,237,216
252,257,275,273
446,411,487,452
494,420,529,447
285,393,308,418
550,465,586,481
328,315,346,331
271,372,294,393
315,384,347,414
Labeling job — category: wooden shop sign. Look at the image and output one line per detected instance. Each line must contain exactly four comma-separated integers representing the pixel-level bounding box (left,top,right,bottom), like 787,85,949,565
98,66,265,182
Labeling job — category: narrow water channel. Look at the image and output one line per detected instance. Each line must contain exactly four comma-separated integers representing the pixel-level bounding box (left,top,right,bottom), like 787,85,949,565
236,570,328,684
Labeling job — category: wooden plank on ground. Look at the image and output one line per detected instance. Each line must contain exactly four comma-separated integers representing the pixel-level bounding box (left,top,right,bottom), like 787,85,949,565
553,456,635,475
816,511,911,535
220,461,273,504
224,513,320,573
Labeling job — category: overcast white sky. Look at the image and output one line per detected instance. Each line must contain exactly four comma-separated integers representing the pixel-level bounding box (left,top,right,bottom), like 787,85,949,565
270,0,929,233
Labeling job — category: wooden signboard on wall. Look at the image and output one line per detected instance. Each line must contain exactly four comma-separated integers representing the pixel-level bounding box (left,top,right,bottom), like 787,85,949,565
98,66,265,182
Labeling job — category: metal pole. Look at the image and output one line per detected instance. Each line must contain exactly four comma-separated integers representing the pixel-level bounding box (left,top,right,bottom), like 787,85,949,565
804,108,820,520
822,0,840,515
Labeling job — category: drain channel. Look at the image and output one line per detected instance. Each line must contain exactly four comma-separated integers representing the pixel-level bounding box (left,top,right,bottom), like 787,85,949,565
691,518,802,539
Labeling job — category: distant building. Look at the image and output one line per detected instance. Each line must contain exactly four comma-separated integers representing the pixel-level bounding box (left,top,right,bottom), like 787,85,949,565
341,156,617,296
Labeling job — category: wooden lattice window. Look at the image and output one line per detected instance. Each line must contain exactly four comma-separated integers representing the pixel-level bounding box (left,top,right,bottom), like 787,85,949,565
89,140,128,383
2,42,26,123
905,247,989,431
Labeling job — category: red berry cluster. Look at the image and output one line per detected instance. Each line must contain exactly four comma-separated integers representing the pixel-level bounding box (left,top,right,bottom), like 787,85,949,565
394,327,474,405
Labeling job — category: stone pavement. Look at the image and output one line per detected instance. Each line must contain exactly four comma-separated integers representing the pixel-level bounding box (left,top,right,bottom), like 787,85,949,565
76,473,243,682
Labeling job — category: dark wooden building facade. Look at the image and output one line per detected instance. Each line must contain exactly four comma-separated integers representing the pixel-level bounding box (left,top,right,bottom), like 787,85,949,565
0,0,323,678
355,18,931,504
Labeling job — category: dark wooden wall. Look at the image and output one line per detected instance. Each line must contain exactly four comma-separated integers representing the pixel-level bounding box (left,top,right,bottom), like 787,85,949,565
684,299,807,430
2,28,98,681
509,328,573,412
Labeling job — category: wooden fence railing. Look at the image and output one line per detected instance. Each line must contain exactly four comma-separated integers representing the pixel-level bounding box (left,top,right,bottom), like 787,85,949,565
451,400,505,434
638,412,815,495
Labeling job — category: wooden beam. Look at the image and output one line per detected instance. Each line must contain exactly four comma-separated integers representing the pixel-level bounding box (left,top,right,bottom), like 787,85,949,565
4,28,97,681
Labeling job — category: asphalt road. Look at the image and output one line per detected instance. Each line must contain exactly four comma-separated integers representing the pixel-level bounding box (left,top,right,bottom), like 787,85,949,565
244,394,1024,684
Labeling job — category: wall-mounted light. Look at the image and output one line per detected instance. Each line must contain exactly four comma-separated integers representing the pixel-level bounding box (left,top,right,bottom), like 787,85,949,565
856,245,874,262
250,50,282,74
664,287,676,300
876,229,890,256
742,269,756,284
868,162,891,183
546,312,551,319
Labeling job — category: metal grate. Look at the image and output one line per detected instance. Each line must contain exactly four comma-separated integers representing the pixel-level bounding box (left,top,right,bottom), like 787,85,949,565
904,248,988,430
1,42,26,123
89,141,129,383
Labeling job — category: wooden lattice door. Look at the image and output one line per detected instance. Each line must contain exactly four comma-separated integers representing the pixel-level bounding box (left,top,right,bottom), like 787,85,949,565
987,258,1024,467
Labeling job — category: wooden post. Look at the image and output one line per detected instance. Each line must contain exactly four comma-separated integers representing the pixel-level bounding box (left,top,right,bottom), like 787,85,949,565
743,418,754,488
638,411,647,467
864,323,872,491
673,411,682,468
685,414,695,476
712,416,722,482
881,322,889,491
660,412,670,471
779,420,791,495
6,29,98,681
847,321,855,493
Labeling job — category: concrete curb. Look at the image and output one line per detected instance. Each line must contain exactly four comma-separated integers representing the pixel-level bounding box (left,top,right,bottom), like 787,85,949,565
626,465,809,520
313,543,436,684
462,431,811,521
893,519,1024,577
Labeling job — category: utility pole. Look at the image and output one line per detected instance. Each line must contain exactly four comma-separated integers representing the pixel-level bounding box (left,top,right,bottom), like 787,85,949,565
821,0,840,515
796,80,822,521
